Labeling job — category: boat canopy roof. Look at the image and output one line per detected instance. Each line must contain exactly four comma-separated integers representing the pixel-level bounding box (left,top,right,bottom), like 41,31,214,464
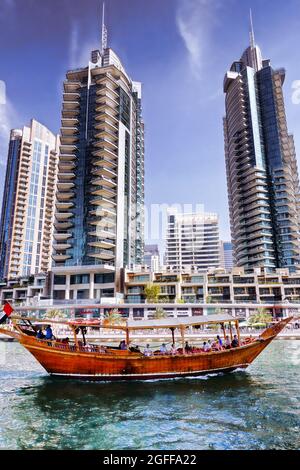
12,313,237,331
126,314,236,330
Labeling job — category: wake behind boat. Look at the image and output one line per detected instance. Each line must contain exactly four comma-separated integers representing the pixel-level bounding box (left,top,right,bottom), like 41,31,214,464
0,313,292,381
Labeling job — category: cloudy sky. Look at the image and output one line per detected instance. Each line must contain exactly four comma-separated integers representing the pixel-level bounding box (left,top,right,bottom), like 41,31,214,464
1,0,300,244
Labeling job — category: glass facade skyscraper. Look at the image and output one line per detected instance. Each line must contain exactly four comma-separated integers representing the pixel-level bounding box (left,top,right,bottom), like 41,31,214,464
223,32,300,272
53,47,145,271
0,120,59,279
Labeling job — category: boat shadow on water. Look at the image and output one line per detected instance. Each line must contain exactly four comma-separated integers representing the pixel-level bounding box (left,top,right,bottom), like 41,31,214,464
17,368,270,409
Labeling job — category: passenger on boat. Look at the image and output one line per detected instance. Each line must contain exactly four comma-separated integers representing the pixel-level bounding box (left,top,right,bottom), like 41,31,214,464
160,343,168,354
203,341,209,352
170,343,177,355
225,336,231,349
144,344,153,357
185,341,192,353
36,329,45,339
119,340,127,350
45,325,54,340
231,335,239,348
217,335,223,348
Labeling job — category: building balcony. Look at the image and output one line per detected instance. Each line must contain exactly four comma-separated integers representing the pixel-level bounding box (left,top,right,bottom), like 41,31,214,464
91,186,117,198
61,117,79,128
93,137,118,151
58,161,76,171
57,181,75,191
94,127,118,142
53,242,72,251
63,92,80,101
91,166,117,179
90,196,117,208
91,175,116,188
89,227,116,239
87,248,115,260
54,221,74,230
95,74,118,89
95,109,119,124
56,190,75,201
58,172,76,181
62,101,80,114
88,238,116,249
53,232,72,241
52,254,71,262
55,201,74,210
63,81,81,93
94,118,118,133
55,212,74,221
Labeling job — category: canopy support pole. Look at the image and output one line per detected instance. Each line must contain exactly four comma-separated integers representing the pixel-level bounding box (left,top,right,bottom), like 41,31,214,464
170,327,175,345
126,328,130,347
221,323,226,341
235,320,241,345
229,322,233,341
180,326,185,353
71,326,79,350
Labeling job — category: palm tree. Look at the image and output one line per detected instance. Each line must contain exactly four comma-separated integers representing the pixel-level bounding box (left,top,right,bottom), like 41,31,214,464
46,309,67,319
103,309,126,326
153,307,167,319
248,308,273,326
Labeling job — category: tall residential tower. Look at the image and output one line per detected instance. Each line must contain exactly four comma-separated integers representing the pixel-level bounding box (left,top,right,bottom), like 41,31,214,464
51,11,144,300
0,119,59,279
223,16,300,271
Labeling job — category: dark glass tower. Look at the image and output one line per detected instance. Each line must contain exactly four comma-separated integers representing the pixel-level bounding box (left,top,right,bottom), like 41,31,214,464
223,22,300,272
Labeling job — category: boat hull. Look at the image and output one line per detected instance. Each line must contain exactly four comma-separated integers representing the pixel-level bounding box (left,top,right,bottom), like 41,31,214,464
21,335,272,381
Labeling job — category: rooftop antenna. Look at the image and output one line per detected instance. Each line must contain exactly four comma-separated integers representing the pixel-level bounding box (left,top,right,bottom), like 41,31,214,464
101,2,108,55
249,8,255,48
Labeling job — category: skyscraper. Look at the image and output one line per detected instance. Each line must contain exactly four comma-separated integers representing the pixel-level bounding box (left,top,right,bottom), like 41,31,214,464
165,210,221,272
144,244,160,271
220,241,234,271
0,119,59,279
223,15,300,272
53,14,144,274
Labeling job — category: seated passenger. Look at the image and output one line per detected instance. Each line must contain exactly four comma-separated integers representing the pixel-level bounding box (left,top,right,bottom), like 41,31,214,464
216,335,223,348
225,336,231,349
185,341,192,353
45,325,54,340
143,344,153,356
160,343,168,354
231,335,239,348
36,329,45,339
203,341,209,352
206,340,212,351
170,343,177,355
119,340,127,350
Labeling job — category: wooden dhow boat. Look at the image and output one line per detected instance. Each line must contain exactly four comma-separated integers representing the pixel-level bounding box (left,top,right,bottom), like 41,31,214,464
0,314,292,381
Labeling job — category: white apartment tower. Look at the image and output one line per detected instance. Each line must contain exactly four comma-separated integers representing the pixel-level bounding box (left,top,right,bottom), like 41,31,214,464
165,210,221,271
0,119,59,279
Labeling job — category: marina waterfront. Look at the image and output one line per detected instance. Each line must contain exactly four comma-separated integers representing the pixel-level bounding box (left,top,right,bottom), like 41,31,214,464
0,340,299,450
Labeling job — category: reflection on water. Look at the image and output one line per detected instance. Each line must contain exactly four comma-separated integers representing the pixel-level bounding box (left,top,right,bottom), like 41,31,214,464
0,341,299,450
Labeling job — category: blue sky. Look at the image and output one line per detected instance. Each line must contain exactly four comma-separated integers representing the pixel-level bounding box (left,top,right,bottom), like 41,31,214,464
1,0,300,245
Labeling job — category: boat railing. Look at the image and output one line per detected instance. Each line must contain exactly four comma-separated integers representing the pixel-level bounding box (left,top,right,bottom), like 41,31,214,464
34,336,257,355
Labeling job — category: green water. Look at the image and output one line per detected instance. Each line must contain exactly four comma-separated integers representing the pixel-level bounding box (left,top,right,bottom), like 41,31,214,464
0,341,299,450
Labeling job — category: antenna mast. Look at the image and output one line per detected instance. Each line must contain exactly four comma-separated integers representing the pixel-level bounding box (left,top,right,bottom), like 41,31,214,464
249,8,255,48
101,2,108,55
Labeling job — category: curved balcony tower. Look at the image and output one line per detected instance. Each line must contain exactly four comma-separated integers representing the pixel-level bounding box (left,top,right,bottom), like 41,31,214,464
53,40,144,271
223,13,300,272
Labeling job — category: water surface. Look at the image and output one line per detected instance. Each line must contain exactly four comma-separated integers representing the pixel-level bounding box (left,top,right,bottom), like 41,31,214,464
0,341,299,450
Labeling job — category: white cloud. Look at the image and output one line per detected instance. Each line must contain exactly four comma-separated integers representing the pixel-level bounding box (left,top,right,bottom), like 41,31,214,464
69,21,98,69
0,100,18,167
176,0,220,79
